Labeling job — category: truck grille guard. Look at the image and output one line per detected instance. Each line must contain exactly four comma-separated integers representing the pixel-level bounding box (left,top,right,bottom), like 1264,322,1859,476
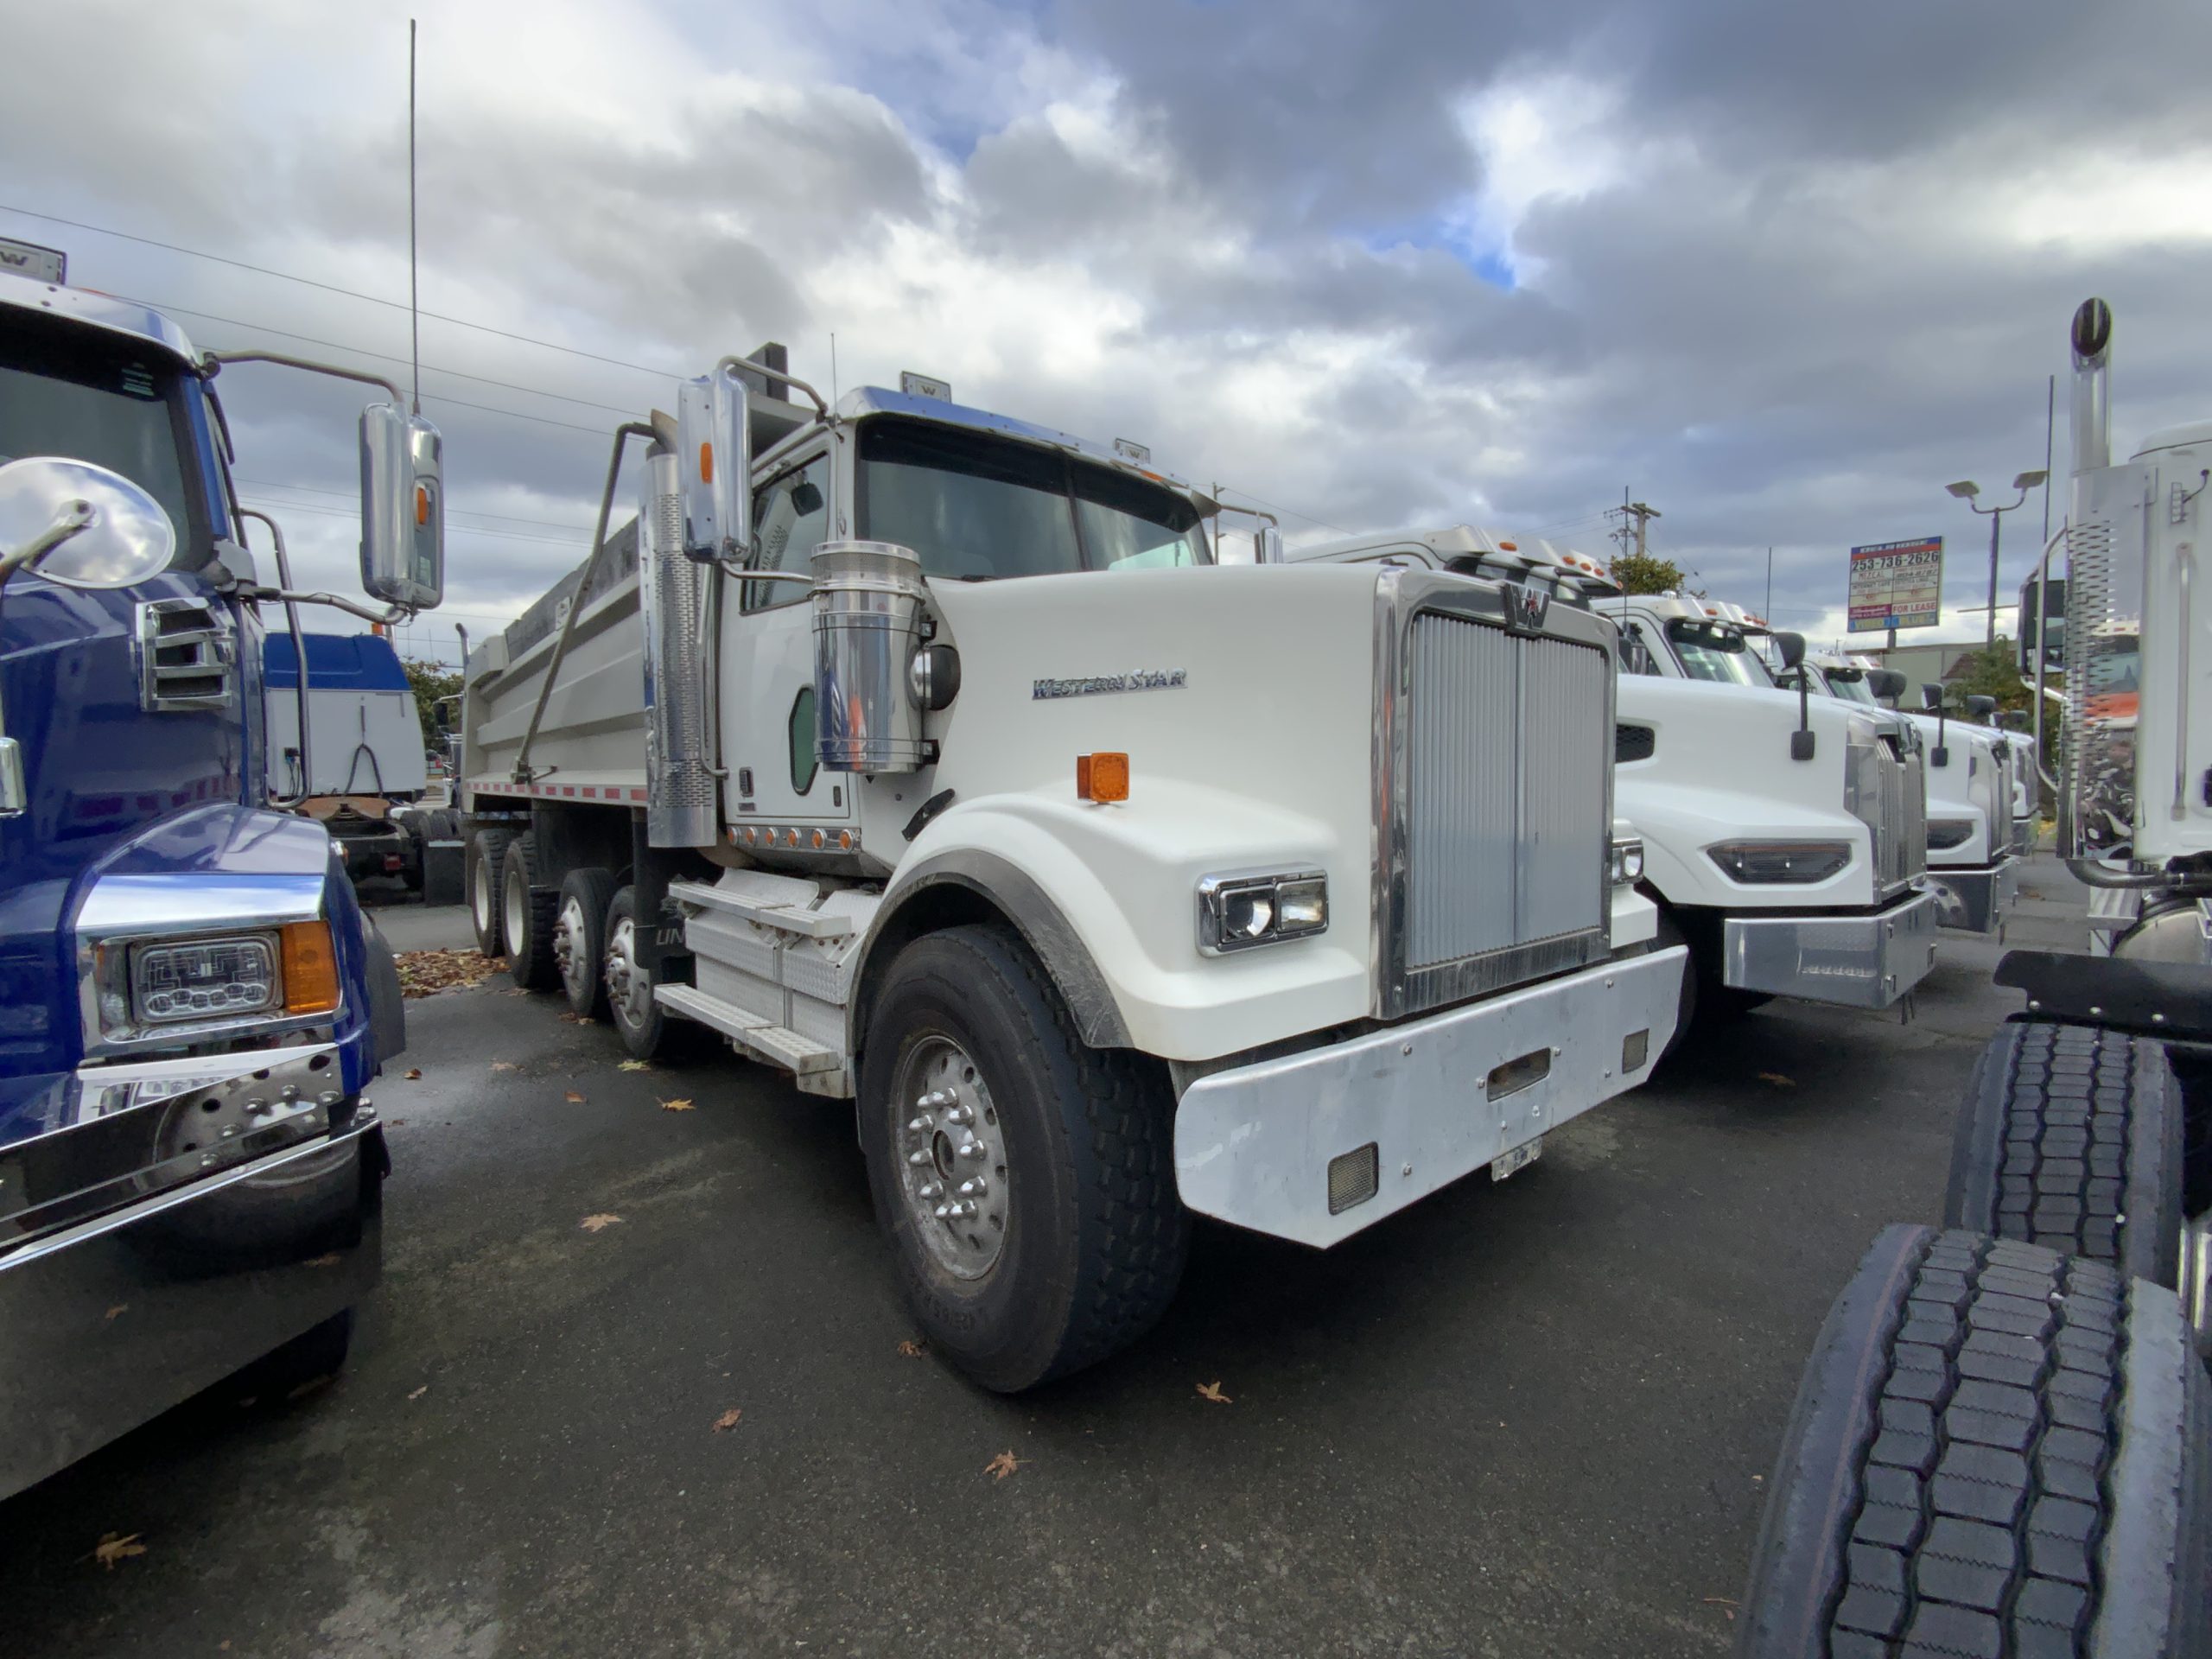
1371,570,1614,1020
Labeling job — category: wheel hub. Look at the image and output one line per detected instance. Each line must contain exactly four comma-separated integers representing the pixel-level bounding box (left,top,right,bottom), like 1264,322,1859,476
893,1038,1008,1280
554,897,588,997
603,916,650,1031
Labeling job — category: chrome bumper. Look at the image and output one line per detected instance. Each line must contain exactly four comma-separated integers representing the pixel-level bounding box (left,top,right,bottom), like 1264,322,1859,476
1173,946,1686,1249
1720,887,1941,1009
1925,855,2024,935
0,1043,384,1501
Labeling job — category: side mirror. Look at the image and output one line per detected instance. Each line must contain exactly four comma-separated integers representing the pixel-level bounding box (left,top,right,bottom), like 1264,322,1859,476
1966,694,1997,720
1254,524,1285,564
432,696,456,735
1920,683,1944,713
0,457,178,588
1771,630,1806,671
1921,683,1951,766
678,362,753,561
359,404,444,608
1867,668,1907,702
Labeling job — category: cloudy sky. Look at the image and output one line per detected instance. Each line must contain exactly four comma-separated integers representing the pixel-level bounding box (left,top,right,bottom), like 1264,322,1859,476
10,0,2211,665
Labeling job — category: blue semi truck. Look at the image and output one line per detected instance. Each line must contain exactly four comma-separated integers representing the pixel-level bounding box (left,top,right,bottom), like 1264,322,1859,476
0,270,446,1498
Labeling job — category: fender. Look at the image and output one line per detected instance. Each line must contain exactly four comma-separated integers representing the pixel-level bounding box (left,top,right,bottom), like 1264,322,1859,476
854,846,1134,1052
360,917,407,1070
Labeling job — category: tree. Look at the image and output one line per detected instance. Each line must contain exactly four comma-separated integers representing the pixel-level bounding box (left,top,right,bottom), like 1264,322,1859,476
402,658,463,750
1609,551,1684,594
1942,639,2031,716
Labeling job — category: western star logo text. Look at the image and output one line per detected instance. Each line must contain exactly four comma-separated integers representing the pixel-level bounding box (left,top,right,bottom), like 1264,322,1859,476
1032,670,1188,700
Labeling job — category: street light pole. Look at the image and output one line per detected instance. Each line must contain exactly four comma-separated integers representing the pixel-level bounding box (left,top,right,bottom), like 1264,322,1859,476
1945,469,2050,649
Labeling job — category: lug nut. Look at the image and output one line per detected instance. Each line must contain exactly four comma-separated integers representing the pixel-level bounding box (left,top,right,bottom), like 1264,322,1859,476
958,1141,986,1160
933,1204,950,1219
918,1181,943,1199
958,1177,988,1198
944,1104,973,1126
907,1150,932,1167
908,1114,934,1132
948,1200,977,1219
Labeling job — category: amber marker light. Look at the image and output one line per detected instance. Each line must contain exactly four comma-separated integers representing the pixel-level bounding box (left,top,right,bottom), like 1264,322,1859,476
280,921,341,1014
1077,753,1130,804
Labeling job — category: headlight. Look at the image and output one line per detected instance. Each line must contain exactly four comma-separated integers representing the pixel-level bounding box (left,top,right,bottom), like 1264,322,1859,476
1608,836,1645,885
1198,871,1328,954
92,919,341,1041
133,936,279,1022
1927,817,1976,850
1705,841,1853,884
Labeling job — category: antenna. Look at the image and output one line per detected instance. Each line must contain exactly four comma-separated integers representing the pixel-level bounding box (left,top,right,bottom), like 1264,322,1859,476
408,18,421,416
830,331,838,403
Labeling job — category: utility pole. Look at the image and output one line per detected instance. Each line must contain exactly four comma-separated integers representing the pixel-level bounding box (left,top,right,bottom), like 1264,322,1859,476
1607,491,1662,567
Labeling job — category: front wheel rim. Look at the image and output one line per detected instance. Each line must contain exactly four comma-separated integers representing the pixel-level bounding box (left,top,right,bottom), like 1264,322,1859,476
891,1035,1010,1281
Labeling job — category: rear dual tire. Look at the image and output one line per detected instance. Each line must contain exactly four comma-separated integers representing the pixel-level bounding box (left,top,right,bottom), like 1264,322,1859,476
499,833,561,991
467,828,512,957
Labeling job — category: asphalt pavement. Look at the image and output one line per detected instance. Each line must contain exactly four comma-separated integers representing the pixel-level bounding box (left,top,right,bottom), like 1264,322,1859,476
0,863,2087,1659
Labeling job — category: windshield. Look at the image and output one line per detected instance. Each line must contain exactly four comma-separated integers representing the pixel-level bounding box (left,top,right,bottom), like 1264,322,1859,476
1822,668,1881,706
1664,619,1776,688
0,317,201,550
855,418,1208,581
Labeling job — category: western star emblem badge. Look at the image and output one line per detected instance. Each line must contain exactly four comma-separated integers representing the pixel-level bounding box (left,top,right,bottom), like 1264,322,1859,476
1503,582,1550,633
1032,670,1188,700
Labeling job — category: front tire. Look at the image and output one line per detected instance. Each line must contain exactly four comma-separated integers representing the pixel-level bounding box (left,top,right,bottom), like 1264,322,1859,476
499,832,561,991
858,924,1187,1392
1946,1020,2185,1287
1737,1224,2210,1659
555,868,616,1019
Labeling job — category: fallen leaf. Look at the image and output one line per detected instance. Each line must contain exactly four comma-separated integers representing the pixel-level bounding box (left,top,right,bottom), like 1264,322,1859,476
104,1305,127,1321
984,1450,1024,1481
502,988,529,997
557,1011,587,1023
1196,1380,1233,1405
404,1067,422,1080
92,1532,146,1571
580,1213,622,1233
490,1061,519,1072
394,949,499,998
565,1091,586,1103
713,1408,743,1432
303,1252,342,1268
407,1385,429,1402
389,1119,408,1128
285,1374,334,1402
1758,1072,1796,1087
896,1339,926,1358
660,1097,695,1112
619,1059,652,1073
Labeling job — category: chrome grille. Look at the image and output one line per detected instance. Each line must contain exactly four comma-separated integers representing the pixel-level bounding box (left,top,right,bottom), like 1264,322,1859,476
1848,731,1926,895
1399,611,1607,998
1991,745,2020,855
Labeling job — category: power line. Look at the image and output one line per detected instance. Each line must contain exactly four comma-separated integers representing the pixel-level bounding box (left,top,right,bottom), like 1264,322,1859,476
237,493,588,549
1210,484,1350,535
0,201,685,381
122,295,646,416
236,475,595,535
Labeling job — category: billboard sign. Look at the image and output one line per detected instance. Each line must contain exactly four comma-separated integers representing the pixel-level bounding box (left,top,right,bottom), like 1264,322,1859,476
1848,536,1944,633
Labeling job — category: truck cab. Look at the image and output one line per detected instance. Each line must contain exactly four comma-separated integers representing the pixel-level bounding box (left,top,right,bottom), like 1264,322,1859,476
1796,649,2025,935
1293,530,1940,1033
0,270,444,1497
461,363,1683,1389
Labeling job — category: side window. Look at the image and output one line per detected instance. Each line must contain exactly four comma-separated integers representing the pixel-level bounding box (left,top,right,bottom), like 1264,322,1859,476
1620,624,1661,677
744,452,832,612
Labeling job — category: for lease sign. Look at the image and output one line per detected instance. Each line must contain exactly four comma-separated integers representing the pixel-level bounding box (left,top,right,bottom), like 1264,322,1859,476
1848,537,1944,632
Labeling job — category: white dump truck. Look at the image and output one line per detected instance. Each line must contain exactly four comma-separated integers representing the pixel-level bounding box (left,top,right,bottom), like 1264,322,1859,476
1790,645,2025,934
1289,531,1938,1031
458,359,1681,1389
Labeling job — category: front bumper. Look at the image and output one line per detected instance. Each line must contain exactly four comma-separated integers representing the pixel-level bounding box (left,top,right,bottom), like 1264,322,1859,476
1925,855,2024,935
0,1043,384,1500
1173,945,1686,1249
1719,887,1940,1009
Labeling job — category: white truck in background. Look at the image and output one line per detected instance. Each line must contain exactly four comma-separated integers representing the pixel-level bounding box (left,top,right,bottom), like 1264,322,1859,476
459,358,1680,1389
1289,531,1939,1035
1789,645,2026,935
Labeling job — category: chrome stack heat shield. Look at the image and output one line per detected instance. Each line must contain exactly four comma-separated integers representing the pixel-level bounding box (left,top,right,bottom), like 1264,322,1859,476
810,540,930,774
